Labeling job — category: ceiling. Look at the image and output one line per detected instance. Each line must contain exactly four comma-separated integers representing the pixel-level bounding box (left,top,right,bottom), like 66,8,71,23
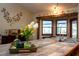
20,3,78,14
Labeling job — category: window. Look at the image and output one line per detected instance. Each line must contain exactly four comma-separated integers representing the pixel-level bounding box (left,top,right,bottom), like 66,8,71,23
43,20,52,34
57,20,67,35
71,20,77,38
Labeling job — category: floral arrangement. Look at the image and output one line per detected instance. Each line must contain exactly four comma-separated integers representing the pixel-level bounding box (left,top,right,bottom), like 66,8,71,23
11,21,38,50
20,21,38,41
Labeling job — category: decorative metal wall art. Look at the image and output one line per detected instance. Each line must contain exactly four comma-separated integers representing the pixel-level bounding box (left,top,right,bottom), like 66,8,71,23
1,8,22,25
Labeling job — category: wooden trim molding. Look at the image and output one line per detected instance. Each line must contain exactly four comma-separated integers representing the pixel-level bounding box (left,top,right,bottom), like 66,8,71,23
37,19,40,39
36,13,78,39
36,13,78,20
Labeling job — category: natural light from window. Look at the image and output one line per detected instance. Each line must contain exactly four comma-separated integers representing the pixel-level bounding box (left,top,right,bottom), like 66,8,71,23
57,20,67,34
43,21,52,34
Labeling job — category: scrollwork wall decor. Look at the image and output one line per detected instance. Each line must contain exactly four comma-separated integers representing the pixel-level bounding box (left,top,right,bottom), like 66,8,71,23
1,8,22,26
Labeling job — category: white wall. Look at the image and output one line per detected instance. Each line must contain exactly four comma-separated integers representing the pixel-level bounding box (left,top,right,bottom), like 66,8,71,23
0,4,34,35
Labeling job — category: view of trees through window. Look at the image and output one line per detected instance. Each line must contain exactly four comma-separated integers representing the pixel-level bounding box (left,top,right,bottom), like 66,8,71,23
57,20,67,35
42,19,77,37
43,21,52,34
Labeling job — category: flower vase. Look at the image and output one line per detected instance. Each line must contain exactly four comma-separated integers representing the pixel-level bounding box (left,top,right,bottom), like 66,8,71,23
24,41,31,49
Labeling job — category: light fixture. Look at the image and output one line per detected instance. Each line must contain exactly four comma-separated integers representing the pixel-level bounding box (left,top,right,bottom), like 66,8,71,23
51,3,64,15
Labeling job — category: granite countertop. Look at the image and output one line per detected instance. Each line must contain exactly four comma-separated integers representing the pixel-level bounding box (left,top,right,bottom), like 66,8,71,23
0,39,78,56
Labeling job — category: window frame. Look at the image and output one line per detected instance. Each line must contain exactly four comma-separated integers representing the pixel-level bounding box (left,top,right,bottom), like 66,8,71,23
70,18,78,38
56,19,68,36
42,20,53,35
